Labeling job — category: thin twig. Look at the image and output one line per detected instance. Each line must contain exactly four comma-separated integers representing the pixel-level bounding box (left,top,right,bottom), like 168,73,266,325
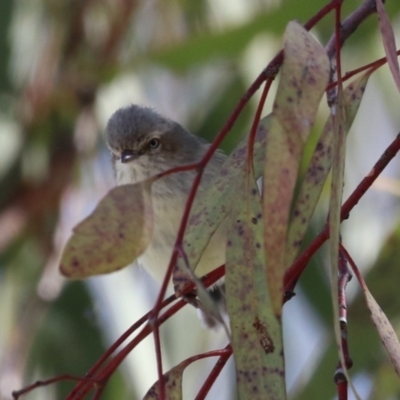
195,344,233,400
64,266,225,399
12,375,99,400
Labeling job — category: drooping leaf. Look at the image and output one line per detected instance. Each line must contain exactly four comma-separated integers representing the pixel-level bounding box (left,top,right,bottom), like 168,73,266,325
286,72,371,266
349,250,400,379
143,350,229,400
226,166,285,400
60,181,153,278
375,0,400,93
143,361,189,400
364,289,400,377
263,21,329,317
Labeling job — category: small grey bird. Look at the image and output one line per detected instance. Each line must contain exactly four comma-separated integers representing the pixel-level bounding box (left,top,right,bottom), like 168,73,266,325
106,104,227,327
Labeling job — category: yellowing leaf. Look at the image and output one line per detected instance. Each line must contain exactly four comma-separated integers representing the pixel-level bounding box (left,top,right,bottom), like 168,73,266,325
143,362,188,400
143,349,230,400
60,181,153,278
263,21,329,317
365,289,400,376
352,258,400,379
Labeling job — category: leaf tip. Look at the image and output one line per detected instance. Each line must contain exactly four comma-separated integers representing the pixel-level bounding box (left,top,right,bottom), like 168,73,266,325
59,263,72,278
59,255,82,279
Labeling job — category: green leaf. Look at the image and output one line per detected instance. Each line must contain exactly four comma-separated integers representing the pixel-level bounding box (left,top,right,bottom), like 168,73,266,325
60,181,153,278
0,0,12,92
286,72,371,266
226,166,285,400
375,0,400,93
262,21,329,316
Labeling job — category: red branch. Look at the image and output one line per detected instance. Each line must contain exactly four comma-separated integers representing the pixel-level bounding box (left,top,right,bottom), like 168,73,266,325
336,375,348,400
328,49,400,91
65,294,176,397
247,78,273,165
195,344,233,400
63,266,226,398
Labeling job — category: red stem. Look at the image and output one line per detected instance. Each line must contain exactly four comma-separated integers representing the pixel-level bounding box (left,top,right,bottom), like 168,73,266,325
65,266,226,399
328,48,400,91
335,1,344,85
152,313,165,399
66,294,176,397
336,375,348,400
195,345,233,400
339,243,367,289
247,78,273,165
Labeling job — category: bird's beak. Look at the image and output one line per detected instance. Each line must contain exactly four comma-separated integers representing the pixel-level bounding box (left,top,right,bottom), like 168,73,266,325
121,149,138,163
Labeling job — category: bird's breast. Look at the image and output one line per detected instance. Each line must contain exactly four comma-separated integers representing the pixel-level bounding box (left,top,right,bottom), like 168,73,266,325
138,189,188,283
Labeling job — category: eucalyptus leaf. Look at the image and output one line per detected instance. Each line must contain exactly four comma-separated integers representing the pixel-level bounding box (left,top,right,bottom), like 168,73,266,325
226,166,285,400
60,181,153,278
286,71,371,266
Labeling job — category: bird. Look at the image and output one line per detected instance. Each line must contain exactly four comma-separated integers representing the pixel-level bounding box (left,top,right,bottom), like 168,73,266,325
106,104,227,327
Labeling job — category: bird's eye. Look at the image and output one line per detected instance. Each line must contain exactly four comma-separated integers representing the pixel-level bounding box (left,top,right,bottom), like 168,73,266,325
148,138,160,149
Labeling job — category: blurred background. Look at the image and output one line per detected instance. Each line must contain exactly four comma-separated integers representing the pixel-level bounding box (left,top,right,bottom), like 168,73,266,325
1,0,400,399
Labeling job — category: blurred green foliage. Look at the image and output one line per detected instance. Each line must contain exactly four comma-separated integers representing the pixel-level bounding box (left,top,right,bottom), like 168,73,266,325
0,0,12,92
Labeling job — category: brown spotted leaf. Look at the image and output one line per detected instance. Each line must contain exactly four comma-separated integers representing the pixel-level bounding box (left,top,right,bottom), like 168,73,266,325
143,361,188,400
60,181,153,278
226,166,285,400
143,350,228,400
286,72,371,266
263,21,329,317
